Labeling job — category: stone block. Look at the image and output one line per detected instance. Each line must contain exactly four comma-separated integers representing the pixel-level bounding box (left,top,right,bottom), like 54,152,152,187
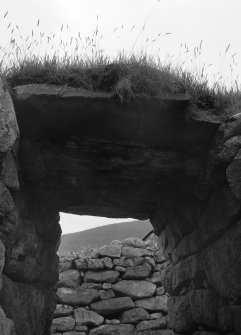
84,270,120,284
90,297,135,316
74,307,104,326
89,324,135,334
51,317,75,332
75,258,105,271
135,295,168,313
98,244,122,258
122,247,154,258
0,306,15,335
0,78,19,153
136,317,166,331
123,263,152,280
57,287,99,306
203,220,241,299
113,280,156,299
99,289,115,300
54,304,73,318
1,152,19,190
120,308,150,324
58,269,81,288
168,289,219,333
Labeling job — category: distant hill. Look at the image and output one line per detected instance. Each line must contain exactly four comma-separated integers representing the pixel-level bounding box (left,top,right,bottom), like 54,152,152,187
59,220,153,252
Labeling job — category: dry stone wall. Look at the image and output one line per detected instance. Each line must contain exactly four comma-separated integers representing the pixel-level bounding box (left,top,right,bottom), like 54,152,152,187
0,78,61,335
1,78,241,335
51,237,171,335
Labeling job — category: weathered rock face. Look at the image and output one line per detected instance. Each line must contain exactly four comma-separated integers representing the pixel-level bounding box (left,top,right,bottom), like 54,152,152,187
0,80,241,334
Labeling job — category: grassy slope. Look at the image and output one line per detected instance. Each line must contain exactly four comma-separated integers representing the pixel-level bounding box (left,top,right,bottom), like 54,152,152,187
59,219,152,252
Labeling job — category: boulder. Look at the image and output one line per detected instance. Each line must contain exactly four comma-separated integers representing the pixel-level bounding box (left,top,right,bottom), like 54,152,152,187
0,180,14,216
203,220,241,299
50,317,75,332
74,307,104,326
98,245,122,258
90,297,135,316
113,280,156,299
0,78,19,152
0,306,15,335
0,275,55,335
120,308,150,324
54,304,74,318
135,296,168,313
168,289,219,333
57,287,99,306
123,263,152,280
84,270,120,283
136,317,166,331
58,269,81,288
122,247,154,258
89,324,135,335
1,152,19,190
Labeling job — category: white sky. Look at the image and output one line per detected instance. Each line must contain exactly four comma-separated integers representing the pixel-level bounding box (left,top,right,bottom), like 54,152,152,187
1,0,241,233
60,213,133,234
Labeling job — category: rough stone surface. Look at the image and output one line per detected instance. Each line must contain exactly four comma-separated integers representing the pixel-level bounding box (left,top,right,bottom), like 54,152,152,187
84,270,120,284
89,324,135,335
98,245,122,258
51,317,75,332
0,275,55,335
203,220,241,299
90,297,135,316
113,280,156,299
57,288,99,306
58,270,81,288
54,305,74,318
99,289,115,300
74,308,104,326
1,152,19,190
136,317,166,331
135,296,168,313
0,240,5,290
0,78,19,152
168,289,219,333
1,81,241,335
123,263,152,280
120,308,150,324
0,306,15,335
75,258,105,271
122,247,154,258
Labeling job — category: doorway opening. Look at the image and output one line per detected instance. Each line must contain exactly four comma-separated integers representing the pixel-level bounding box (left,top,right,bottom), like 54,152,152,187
58,213,153,253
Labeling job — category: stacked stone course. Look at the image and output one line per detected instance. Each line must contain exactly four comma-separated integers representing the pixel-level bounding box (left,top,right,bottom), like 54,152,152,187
51,237,171,335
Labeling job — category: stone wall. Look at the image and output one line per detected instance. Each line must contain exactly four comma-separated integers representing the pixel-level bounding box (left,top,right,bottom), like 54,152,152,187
1,78,241,334
150,122,241,334
0,79,61,335
51,237,170,335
